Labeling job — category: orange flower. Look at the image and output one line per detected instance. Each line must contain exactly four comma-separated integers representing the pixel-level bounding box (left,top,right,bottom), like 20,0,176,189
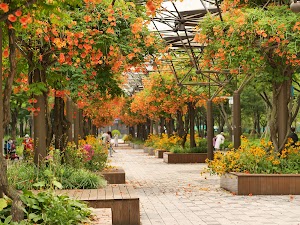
106,27,114,34
15,10,22,17
20,16,28,25
8,14,17,22
0,3,9,13
3,48,9,58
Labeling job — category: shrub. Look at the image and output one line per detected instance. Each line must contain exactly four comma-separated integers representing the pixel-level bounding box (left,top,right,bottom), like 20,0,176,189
170,145,207,153
144,134,160,147
132,138,144,145
152,134,182,150
0,190,92,225
207,136,300,175
220,140,232,150
112,129,121,137
123,134,133,142
8,155,107,190
65,135,108,171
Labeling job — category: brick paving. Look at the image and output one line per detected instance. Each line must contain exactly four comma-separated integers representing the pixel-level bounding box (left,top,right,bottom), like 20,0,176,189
110,144,300,225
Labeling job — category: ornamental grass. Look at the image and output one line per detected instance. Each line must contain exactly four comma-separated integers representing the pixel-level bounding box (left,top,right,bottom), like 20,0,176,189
207,136,300,175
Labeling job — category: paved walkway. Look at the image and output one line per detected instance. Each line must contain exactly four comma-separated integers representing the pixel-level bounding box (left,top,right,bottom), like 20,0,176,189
110,144,300,225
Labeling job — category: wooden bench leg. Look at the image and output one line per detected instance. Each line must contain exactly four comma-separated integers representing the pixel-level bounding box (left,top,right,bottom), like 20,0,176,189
87,199,140,225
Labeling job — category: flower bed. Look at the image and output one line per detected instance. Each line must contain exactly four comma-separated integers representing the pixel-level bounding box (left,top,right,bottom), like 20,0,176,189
207,137,300,195
163,152,207,163
221,172,300,195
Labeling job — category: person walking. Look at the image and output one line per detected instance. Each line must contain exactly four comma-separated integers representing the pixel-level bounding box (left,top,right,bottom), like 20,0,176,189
114,133,119,147
214,132,225,151
103,131,113,157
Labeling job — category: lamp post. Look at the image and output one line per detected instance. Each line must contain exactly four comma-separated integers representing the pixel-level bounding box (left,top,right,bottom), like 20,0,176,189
291,0,300,13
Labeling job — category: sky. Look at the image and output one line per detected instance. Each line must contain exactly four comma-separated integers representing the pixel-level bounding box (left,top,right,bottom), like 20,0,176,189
149,0,212,31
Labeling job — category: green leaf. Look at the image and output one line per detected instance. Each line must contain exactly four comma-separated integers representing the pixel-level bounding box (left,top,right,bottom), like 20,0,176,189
33,181,46,188
4,215,12,224
52,180,63,189
28,213,42,222
0,198,8,211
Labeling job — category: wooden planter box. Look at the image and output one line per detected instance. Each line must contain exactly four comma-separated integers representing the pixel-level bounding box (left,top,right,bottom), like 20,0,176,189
144,147,154,154
155,149,168,158
101,168,125,184
133,144,143,149
143,148,149,153
148,148,155,156
163,152,207,164
221,172,300,195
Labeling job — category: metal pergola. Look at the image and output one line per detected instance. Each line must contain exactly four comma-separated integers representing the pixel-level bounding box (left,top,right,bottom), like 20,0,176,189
134,0,241,159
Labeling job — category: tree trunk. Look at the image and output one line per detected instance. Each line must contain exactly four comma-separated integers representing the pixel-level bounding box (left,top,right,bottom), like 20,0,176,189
181,108,190,148
189,102,196,148
31,68,47,165
269,71,292,152
150,120,153,135
159,117,165,135
79,110,84,139
0,24,4,199
0,156,24,221
219,102,233,138
257,112,261,135
166,117,172,137
3,21,17,128
153,121,159,135
129,126,135,137
176,110,184,138
10,108,18,140
73,104,80,146
19,120,24,138
52,96,70,152
66,97,73,142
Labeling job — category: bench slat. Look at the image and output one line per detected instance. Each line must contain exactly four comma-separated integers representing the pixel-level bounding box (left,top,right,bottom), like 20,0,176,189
89,188,99,200
73,189,84,200
126,185,138,199
97,187,106,200
105,185,114,200
80,189,91,200
119,184,131,199
111,185,122,200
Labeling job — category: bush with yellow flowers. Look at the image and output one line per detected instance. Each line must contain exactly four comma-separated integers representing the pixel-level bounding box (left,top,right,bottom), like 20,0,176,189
144,133,182,150
65,135,108,172
207,136,300,175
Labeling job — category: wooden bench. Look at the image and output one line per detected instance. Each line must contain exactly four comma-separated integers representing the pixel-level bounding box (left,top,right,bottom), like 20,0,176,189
56,184,140,225
101,167,126,184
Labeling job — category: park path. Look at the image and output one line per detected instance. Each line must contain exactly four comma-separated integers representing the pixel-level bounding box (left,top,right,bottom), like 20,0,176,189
110,144,300,225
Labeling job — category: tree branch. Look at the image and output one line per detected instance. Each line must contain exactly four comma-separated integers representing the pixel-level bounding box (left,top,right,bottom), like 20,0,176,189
260,91,272,109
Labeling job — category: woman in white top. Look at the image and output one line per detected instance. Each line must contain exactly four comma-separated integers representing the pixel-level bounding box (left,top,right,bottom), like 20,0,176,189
114,134,118,147
214,132,225,150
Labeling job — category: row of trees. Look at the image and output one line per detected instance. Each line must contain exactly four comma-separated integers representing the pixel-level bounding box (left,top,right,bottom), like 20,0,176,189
0,0,161,221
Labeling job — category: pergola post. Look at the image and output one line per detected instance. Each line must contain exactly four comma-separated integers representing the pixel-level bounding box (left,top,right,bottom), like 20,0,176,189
233,91,241,149
207,99,214,160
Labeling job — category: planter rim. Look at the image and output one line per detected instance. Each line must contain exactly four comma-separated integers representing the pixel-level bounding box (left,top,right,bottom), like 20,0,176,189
164,152,207,155
228,172,300,177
